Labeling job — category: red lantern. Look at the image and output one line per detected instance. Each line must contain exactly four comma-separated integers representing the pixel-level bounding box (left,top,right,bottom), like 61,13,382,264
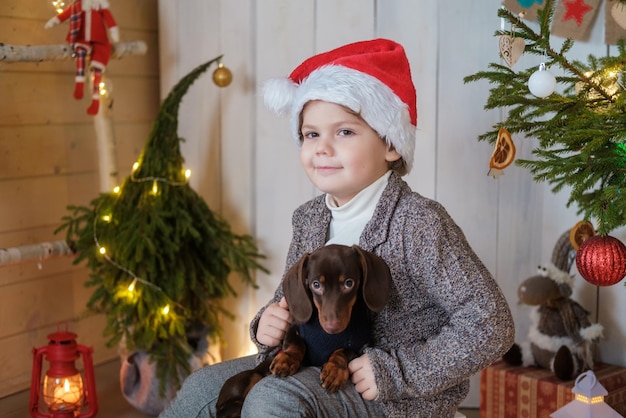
29,323,98,418
575,235,626,287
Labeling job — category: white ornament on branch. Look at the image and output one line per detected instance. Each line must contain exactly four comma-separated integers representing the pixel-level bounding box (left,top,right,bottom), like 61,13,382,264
528,63,556,98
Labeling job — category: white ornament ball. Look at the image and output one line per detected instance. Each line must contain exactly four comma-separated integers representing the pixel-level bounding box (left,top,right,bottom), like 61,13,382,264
528,64,556,98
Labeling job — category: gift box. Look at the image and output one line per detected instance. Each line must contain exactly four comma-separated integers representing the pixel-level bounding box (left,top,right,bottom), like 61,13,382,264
480,361,626,418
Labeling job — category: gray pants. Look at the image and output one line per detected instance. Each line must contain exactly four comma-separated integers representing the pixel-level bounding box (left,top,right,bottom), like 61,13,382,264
159,355,386,418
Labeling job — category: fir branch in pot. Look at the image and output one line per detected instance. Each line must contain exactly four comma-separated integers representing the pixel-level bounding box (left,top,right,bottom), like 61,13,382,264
56,56,268,397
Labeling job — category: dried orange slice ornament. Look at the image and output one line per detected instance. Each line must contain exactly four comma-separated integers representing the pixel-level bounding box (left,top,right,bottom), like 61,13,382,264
488,128,516,179
570,220,596,250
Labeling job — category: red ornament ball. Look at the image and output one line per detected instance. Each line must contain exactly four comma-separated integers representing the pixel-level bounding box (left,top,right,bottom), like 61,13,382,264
575,235,626,286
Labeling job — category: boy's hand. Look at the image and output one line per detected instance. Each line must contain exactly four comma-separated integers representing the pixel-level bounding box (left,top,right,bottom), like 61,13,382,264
349,354,379,400
256,297,292,347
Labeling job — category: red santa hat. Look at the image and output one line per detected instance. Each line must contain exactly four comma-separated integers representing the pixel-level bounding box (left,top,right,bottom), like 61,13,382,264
263,38,418,174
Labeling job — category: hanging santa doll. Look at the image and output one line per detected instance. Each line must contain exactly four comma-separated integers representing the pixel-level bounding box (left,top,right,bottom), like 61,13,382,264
45,0,119,115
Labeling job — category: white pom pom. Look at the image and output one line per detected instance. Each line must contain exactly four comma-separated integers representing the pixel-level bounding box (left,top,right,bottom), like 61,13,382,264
263,77,298,117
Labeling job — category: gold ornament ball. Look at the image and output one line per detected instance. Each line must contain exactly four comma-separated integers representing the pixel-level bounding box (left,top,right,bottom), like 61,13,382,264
213,64,233,87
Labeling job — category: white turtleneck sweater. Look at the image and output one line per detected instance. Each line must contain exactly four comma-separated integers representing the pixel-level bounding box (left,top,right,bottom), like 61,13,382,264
325,171,391,246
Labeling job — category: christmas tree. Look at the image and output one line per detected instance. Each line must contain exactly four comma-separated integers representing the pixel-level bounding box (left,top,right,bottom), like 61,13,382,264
56,56,267,394
464,0,626,237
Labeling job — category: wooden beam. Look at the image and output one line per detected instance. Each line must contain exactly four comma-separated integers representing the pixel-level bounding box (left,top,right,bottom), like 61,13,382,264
0,41,147,63
0,240,73,267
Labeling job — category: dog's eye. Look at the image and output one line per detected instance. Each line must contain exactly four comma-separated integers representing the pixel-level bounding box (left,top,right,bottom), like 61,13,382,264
309,278,324,294
344,279,354,289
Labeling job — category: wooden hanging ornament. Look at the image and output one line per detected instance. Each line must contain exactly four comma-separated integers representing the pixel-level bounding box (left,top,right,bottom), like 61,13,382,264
499,34,525,67
499,16,525,68
488,127,516,178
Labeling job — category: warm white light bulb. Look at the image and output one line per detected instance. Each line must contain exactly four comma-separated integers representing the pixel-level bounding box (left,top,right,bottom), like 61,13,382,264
151,181,158,195
132,162,139,171
128,278,137,292
113,186,121,194
99,247,106,255
162,305,170,315
102,215,111,222
185,169,191,179
52,1,66,13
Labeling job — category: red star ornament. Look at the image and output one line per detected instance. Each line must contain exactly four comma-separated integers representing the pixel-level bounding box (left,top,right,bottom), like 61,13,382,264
563,0,592,25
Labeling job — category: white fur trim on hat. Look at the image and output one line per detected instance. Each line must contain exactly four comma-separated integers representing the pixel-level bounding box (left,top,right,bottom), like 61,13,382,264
263,65,416,173
263,77,298,117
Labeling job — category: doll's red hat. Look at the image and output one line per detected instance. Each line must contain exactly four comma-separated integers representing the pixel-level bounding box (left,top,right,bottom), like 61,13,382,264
263,38,417,173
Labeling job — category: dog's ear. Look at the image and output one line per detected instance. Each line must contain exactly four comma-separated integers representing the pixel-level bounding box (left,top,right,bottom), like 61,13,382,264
353,245,392,312
282,253,313,323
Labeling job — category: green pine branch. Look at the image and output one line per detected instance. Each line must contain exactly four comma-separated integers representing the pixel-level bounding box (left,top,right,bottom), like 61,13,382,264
56,57,268,396
464,0,626,236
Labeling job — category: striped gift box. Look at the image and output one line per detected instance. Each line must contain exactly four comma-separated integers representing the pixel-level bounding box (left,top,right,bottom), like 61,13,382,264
480,361,626,418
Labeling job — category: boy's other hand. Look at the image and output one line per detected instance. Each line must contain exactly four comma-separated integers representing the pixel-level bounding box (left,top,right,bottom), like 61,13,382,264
256,297,292,347
349,354,379,400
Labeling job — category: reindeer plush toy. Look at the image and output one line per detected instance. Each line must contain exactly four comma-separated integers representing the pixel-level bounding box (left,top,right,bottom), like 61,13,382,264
503,230,604,380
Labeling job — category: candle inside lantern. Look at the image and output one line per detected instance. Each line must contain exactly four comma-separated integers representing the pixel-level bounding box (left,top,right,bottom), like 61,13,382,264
53,379,81,404
43,372,84,411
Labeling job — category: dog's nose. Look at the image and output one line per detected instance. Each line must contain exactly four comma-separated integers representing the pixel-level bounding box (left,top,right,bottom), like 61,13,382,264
322,320,343,334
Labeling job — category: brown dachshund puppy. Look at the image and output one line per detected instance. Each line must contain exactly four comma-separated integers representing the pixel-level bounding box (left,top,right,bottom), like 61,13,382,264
216,244,392,418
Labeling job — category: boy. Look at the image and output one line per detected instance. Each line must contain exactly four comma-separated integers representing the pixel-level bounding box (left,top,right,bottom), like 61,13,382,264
160,38,514,418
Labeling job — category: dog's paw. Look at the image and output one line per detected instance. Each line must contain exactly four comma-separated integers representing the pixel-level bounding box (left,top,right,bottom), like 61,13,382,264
270,351,301,377
320,361,350,392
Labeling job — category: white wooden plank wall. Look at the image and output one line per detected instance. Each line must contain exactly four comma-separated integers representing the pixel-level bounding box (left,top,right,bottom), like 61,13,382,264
160,0,626,408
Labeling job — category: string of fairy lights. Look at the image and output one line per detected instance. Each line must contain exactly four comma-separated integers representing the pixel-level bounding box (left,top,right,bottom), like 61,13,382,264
51,0,66,14
92,164,194,319
130,162,192,191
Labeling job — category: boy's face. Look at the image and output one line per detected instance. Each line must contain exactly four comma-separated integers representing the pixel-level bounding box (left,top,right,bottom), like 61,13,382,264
299,100,401,206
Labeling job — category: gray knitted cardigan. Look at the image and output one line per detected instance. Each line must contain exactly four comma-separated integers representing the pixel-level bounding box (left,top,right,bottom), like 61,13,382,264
249,172,515,418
